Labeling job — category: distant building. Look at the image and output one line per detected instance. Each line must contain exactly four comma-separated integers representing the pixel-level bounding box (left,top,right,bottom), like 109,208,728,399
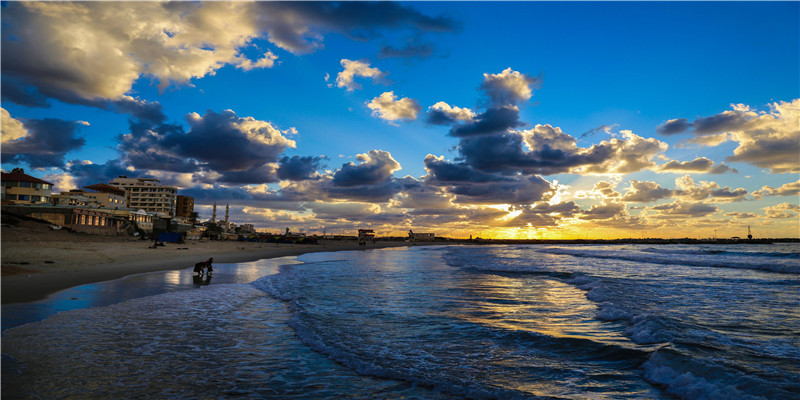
109,176,177,217
239,223,255,234
52,190,101,208
176,195,194,218
83,183,127,208
411,232,435,242
52,184,126,209
1,168,53,205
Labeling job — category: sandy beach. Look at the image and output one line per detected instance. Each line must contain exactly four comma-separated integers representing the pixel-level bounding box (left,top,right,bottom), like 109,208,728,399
1,218,409,304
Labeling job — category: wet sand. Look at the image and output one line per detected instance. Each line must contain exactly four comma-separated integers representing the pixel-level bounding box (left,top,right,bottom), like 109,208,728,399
1,219,409,304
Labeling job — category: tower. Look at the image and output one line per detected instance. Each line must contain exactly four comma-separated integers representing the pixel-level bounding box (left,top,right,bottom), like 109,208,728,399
212,201,217,224
225,203,230,232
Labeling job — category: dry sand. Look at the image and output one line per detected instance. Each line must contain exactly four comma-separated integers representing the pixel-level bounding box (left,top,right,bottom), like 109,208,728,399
1,218,410,304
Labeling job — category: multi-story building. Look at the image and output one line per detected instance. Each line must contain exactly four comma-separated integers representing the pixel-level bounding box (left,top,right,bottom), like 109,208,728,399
176,195,194,218
52,184,127,209
83,183,128,209
108,176,177,217
1,168,53,205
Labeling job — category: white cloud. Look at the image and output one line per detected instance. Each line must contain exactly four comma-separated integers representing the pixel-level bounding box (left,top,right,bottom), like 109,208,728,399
367,92,421,122
336,59,386,91
1,108,28,143
428,101,475,122
752,180,800,198
480,68,539,105
235,51,279,71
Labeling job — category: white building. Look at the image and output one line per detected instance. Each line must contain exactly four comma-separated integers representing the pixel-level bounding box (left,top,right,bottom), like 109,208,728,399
109,176,177,217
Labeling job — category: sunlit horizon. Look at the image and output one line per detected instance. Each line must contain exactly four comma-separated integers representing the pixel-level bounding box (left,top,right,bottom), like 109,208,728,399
2,1,798,239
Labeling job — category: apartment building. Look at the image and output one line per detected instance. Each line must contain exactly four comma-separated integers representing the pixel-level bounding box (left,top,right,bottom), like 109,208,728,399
1,168,53,205
176,195,195,218
109,176,177,217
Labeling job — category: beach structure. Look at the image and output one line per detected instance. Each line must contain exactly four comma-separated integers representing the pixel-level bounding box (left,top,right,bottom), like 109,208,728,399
3,204,128,235
108,176,177,217
357,229,376,245
1,168,53,205
411,232,435,242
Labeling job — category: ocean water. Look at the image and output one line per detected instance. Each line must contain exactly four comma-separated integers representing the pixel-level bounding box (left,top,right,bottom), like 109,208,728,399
3,243,799,399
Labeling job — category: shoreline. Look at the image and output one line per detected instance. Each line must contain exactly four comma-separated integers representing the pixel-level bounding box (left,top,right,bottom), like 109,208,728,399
2,231,411,305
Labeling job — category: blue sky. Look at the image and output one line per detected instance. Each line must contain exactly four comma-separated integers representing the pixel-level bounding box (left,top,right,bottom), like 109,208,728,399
2,1,798,238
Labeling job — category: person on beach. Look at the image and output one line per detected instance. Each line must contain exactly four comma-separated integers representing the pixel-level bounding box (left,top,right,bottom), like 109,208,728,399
193,258,214,275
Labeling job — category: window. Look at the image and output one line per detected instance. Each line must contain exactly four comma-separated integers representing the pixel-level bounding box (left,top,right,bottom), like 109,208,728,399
18,195,30,201
6,194,17,200
19,182,32,188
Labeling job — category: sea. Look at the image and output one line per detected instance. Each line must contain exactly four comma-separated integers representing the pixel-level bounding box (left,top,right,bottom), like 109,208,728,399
2,243,799,399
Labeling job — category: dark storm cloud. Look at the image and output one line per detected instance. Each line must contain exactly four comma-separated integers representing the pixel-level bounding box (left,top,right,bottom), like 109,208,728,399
325,178,404,202
117,109,296,184
113,97,168,125
693,112,750,135
2,118,86,169
1,76,50,108
277,156,324,181
330,150,400,187
65,159,131,187
423,155,502,183
656,118,692,135
424,156,554,205
259,2,460,50
169,110,294,172
457,132,591,175
449,106,523,137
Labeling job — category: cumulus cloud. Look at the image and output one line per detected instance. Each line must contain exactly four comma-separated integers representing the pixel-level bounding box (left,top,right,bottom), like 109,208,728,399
277,156,324,181
367,92,421,122
449,106,523,137
575,181,622,200
660,100,800,173
235,51,279,71
456,128,667,176
479,68,540,106
425,101,475,125
331,150,401,187
620,180,673,203
336,59,387,91
1,112,87,169
649,201,718,218
1,108,29,143
116,108,297,184
752,180,800,198
656,118,692,135
673,175,748,202
763,202,800,219
423,154,556,205
307,202,382,220
580,201,627,220
657,157,738,174
2,2,457,105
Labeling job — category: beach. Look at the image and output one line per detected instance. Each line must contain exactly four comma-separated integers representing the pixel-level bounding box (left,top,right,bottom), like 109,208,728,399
3,243,798,399
1,218,408,304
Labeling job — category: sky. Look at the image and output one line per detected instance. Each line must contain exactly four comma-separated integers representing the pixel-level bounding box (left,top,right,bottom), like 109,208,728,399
1,1,798,239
